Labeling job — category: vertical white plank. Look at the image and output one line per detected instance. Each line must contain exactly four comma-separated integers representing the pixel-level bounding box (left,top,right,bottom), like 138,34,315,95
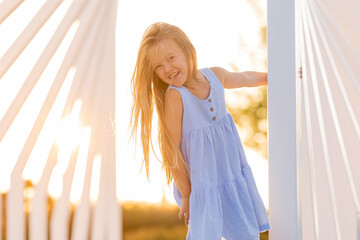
71,199,90,240
268,0,299,240
70,0,112,239
100,0,120,239
87,0,120,238
50,151,78,240
29,148,57,240
30,189,48,240
91,196,105,240
7,175,25,240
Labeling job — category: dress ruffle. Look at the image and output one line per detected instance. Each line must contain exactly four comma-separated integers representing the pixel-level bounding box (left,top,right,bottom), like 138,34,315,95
174,168,267,240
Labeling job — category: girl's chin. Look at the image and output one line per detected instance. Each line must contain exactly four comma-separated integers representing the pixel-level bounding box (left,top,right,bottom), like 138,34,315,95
171,79,186,87
169,76,184,87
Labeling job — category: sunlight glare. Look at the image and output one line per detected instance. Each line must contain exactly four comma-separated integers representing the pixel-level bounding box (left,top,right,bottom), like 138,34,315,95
48,99,83,199
22,67,77,184
56,99,82,170
48,167,63,199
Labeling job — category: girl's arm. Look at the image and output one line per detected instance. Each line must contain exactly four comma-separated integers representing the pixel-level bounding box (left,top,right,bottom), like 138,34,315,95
211,66,267,89
164,88,191,225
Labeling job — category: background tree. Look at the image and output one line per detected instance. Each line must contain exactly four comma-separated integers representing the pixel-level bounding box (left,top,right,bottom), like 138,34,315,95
226,0,268,159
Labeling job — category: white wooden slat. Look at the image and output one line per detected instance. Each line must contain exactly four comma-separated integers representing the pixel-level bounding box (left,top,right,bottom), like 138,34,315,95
71,199,90,240
91,195,105,240
70,1,111,239
90,5,116,240
0,0,88,143
67,1,112,239
7,54,76,240
27,68,77,240
304,0,360,212
298,0,360,239
86,73,107,240
1,0,120,239
0,0,23,24
308,1,360,142
6,178,25,240
50,150,78,240
16,0,102,162
298,4,320,239
302,3,341,239
29,147,58,240
64,0,114,236
0,0,63,79
88,0,119,235
72,24,109,238
68,127,91,238
99,0,120,239
70,0,111,125
312,1,360,95
70,154,100,240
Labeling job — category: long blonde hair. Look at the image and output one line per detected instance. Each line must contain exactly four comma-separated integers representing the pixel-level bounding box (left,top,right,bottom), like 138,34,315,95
129,22,197,185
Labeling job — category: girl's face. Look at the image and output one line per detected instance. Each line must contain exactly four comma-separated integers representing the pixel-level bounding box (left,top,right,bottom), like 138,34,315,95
152,40,189,87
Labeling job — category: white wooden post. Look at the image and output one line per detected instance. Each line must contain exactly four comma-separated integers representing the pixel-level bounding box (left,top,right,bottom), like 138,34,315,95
92,0,120,239
268,0,299,239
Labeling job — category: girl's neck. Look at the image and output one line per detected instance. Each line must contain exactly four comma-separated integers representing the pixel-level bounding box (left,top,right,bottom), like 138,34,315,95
183,70,208,90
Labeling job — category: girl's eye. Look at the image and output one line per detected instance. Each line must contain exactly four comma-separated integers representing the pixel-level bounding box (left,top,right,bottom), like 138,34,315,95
155,65,162,70
169,56,175,60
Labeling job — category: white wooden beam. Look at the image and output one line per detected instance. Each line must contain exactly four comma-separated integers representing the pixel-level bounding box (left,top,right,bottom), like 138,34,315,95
268,0,299,239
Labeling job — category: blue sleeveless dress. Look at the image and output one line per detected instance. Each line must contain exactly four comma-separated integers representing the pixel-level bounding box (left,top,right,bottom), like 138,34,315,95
166,68,270,240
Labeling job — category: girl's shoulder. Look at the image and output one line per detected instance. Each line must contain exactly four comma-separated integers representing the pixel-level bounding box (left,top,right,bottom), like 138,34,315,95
165,87,182,103
207,67,226,87
164,87,183,120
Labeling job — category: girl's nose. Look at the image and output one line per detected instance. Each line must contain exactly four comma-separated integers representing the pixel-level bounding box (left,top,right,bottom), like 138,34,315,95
164,62,172,72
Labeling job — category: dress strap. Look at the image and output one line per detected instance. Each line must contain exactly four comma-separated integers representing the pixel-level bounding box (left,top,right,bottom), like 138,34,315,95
199,68,212,83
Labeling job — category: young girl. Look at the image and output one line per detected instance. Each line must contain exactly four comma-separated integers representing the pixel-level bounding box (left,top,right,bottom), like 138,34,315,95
130,22,270,240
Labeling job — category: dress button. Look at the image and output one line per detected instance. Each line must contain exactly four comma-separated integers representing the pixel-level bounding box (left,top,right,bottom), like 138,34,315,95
208,98,212,102
210,107,214,112
213,116,216,121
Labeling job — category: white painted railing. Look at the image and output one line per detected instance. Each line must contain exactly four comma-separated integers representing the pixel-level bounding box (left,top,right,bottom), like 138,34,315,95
0,0,120,239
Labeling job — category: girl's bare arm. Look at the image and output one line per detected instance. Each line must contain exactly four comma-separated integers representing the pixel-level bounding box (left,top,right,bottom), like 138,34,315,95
164,88,191,225
211,66,267,89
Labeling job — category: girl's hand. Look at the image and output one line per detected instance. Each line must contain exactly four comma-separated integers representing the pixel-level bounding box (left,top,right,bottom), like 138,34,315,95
179,196,190,225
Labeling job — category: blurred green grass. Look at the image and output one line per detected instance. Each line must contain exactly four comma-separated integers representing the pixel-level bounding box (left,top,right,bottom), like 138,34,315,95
122,201,269,240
